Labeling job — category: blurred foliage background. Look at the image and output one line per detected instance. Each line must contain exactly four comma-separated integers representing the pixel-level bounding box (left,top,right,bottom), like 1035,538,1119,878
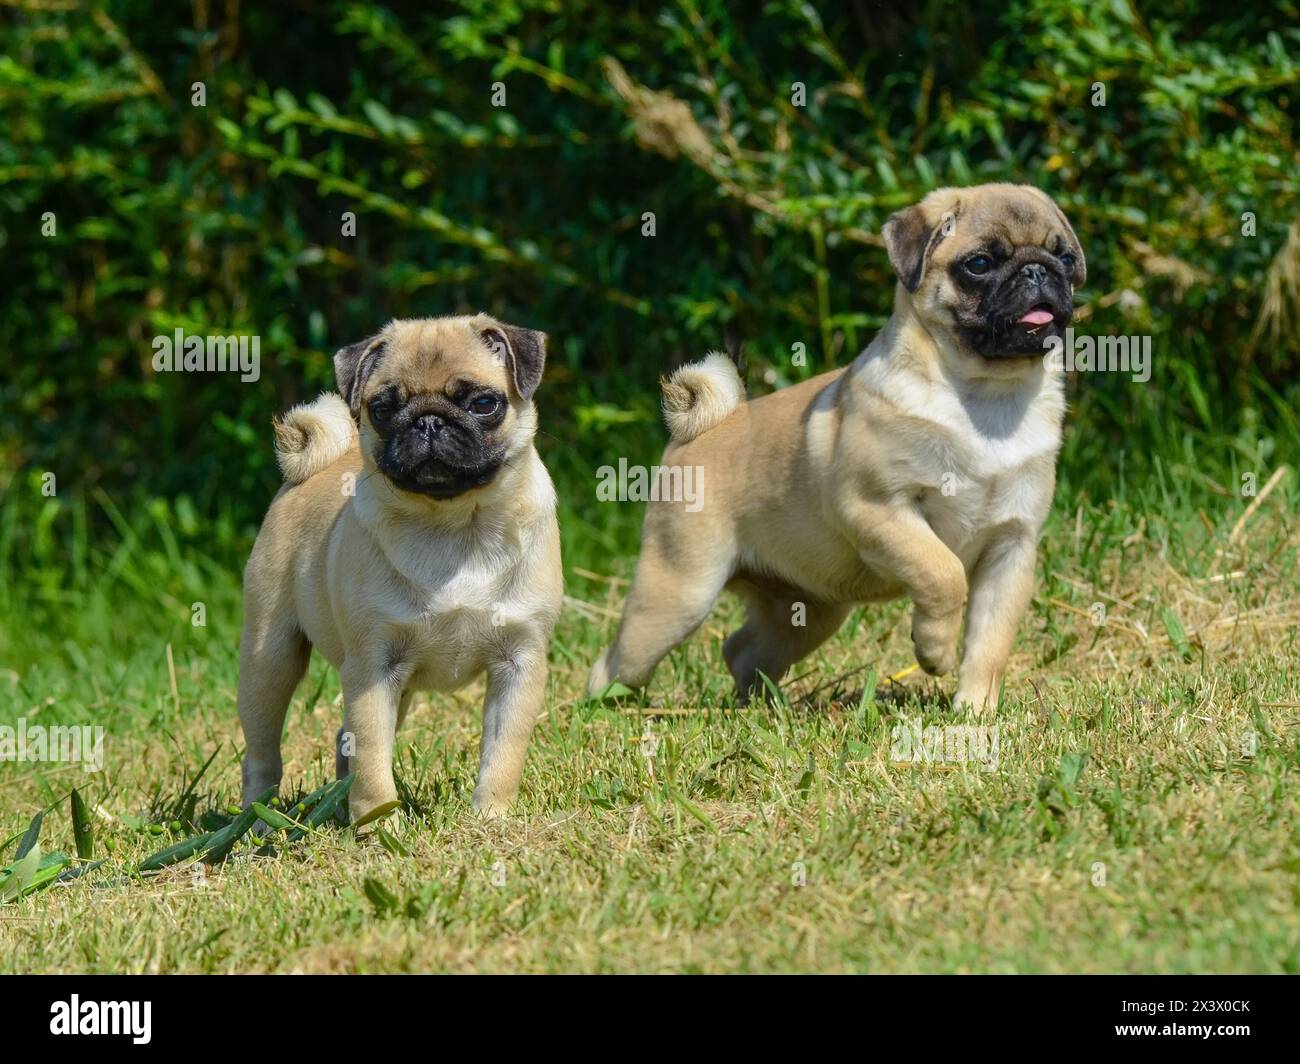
2,0,1299,592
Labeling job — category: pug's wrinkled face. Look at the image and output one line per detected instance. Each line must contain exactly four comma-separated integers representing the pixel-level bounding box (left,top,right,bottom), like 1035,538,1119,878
334,315,546,500
883,184,1086,367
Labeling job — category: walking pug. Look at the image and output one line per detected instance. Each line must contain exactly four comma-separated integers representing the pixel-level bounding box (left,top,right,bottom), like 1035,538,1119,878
589,184,1085,713
238,315,562,825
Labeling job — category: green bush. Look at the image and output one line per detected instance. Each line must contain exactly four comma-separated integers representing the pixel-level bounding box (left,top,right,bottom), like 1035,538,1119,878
2,0,1298,566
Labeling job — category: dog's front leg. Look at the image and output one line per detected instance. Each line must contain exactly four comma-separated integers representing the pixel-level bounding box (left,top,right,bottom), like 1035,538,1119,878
843,499,968,676
339,655,403,826
953,533,1038,715
473,646,547,817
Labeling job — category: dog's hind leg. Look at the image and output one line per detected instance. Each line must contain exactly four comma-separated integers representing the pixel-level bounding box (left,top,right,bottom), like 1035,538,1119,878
587,529,732,695
238,621,311,805
723,592,848,705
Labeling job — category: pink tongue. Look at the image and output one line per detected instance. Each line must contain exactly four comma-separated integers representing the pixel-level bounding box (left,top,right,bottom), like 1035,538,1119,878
1019,309,1054,326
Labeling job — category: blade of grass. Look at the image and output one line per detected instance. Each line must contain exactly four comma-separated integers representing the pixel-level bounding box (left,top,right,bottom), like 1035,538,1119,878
669,787,719,834
175,745,222,821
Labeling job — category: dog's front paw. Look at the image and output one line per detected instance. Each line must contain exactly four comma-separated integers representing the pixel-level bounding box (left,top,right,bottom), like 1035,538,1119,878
953,672,1001,717
586,650,615,698
952,686,993,717
349,776,401,828
471,789,512,819
911,608,962,676
350,797,401,829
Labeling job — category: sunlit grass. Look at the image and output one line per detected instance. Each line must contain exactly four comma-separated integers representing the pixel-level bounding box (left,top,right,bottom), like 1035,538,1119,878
0,466,1297,972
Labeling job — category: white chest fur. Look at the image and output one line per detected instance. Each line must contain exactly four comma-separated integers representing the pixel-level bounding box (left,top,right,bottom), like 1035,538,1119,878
333,470,557,691
854,357,1064,564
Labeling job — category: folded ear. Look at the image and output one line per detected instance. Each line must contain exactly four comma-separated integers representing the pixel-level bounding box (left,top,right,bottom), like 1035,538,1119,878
1046,199,1087,286
479,318,547,400
333,334,386,419
881,204,955,294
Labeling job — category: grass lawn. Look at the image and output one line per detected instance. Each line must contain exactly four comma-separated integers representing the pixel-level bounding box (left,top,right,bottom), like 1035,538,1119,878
1,468,1297,973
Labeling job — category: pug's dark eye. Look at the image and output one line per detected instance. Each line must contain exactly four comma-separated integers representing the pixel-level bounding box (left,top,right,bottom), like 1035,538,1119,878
964,254,993,276
1059,251,1077,269
469,394,500,417
367,395,397,424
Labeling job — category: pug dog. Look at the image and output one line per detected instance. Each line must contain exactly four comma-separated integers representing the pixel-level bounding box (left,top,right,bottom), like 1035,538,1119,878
589,183,1084,714
238,315,563,825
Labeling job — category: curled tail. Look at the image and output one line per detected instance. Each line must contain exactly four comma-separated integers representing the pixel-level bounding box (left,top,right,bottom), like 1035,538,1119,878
660,352,745,444
272,393,355,484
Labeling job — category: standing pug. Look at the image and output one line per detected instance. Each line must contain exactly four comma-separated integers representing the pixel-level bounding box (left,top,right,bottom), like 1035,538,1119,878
589,184,1085,713
238,315,562,825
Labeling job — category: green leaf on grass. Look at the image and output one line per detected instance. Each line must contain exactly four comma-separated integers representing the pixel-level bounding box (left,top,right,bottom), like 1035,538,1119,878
140,831,216,872
15,811,43,860
374,824,409,857
58,860,104,883
796,753,816,798
1058,751,1088,789
1,845,69,901
26,850,70,897
363,876,399,916
1161,607,1193,661
202,787,276,864
286,774,355,841
670,788,718,833
591,681,635,702
1,845,41,901
251,802,300,832
70,789,94,860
